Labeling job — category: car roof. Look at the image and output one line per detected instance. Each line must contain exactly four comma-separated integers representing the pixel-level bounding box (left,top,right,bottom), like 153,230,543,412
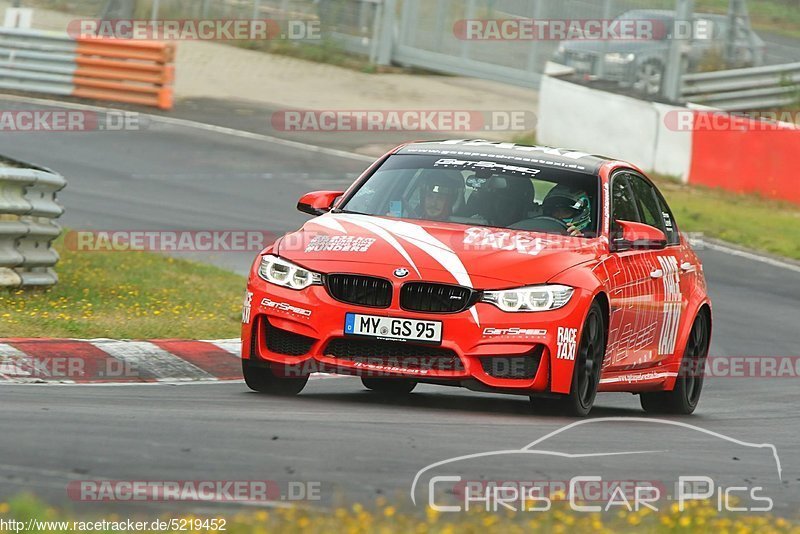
395,140,610,175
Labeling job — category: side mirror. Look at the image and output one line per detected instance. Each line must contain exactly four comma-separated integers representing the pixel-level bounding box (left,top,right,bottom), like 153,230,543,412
297,191,344,216
611,220,668,252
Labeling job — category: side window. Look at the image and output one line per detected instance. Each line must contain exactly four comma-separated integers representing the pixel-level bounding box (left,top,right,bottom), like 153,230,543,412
610,174,639,238
655,192,681,245
628,174,665,232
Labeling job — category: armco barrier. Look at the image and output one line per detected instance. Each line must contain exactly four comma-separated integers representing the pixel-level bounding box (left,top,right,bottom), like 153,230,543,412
682,62,800,112
539,66,800,205
0,28,174,110
0,160,66,288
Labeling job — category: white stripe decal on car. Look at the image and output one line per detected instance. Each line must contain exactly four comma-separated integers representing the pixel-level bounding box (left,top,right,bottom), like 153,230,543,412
333,214,481,325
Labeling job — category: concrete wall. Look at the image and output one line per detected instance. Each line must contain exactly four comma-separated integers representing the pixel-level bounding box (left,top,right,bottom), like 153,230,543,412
538,74,693,181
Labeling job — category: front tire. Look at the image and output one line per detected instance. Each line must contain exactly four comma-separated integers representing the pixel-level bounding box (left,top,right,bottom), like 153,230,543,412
361,377,417,394
633,59,664,97
531,301,606,417
242,359,308,396
641,312,710,415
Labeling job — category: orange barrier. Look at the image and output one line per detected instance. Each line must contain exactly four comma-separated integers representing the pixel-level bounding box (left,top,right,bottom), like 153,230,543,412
73,37,175,110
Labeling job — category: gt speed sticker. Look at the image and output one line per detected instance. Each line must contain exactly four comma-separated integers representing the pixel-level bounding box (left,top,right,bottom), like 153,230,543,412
483,327,547,337
242,291,253,324
557,327,578,360
260,298,312,318
305,235,376,253
434,158,541,176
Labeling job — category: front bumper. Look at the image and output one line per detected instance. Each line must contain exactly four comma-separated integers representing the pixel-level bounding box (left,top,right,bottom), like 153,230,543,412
241,274,589,394
556,52,635,83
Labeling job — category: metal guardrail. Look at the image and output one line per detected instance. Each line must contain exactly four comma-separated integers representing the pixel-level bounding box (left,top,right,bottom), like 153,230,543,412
0,27,175,110
0,161,66,288
682,62,800,111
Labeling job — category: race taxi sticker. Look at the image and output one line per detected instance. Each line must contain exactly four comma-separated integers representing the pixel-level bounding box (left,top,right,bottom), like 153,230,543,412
557,327,578,360
242,291,253,324
305,235,376,253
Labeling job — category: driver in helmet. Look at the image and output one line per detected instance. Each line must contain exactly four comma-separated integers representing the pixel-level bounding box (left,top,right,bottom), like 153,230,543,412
542,186,592,237
413,172,462,222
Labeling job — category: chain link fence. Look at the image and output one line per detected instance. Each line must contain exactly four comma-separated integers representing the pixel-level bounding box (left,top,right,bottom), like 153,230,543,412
9,0,796,103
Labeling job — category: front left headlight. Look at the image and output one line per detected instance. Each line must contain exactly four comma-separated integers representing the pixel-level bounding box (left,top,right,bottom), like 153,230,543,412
605,52,635,64
481,284,574,312
258,255,323,290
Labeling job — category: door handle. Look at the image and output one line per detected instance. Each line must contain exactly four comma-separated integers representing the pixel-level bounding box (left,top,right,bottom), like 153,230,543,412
650,269,664,279
681,262,695,272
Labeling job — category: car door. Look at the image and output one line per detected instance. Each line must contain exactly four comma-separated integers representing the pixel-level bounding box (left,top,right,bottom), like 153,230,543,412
627,173,689,365
603,172,663,371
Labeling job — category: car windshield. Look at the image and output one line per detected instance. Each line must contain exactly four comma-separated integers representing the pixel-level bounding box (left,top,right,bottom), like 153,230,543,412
617,11,676,40
339,154,600,237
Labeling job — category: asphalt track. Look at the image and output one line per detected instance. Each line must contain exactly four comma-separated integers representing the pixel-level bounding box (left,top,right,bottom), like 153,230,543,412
1,96,798,517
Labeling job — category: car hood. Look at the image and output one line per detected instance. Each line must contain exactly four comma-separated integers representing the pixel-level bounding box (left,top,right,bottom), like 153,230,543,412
276,213,603,288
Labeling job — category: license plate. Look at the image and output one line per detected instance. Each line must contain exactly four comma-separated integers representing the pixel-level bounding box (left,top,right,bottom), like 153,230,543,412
344,313,442,344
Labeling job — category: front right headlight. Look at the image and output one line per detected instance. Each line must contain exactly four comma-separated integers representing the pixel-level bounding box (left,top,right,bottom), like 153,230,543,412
481,284,574,312
258,255,323,290
605,52,635,64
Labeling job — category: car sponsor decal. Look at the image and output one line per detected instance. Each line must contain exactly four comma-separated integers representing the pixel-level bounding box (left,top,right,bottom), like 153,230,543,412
603,181,610,236
482,327,547,337
352,360,431,375
657,256,682,355
436,140,592,160
600,371,678,385
260,298,312,318
433,158,541,176
305,235,376,253
463,227,553,256
556,327,578,360
242,291,253,324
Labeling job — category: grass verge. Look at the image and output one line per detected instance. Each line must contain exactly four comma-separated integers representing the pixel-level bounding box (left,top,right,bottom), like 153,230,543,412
653,175,800,261
1,494,797,533
0,235,245,339
695,0,800,40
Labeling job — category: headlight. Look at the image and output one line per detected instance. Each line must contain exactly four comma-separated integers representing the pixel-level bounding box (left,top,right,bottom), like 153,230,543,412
481,285,574,312
605,52,635,64
258,255,323,290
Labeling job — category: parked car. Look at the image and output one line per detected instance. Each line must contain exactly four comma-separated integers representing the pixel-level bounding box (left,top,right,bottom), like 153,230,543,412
552,9,766,97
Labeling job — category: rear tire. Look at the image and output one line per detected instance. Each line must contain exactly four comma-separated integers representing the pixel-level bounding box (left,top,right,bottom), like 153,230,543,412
242,359,308,396
361,377,417,394
640,312,710,415
530,301,606,417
